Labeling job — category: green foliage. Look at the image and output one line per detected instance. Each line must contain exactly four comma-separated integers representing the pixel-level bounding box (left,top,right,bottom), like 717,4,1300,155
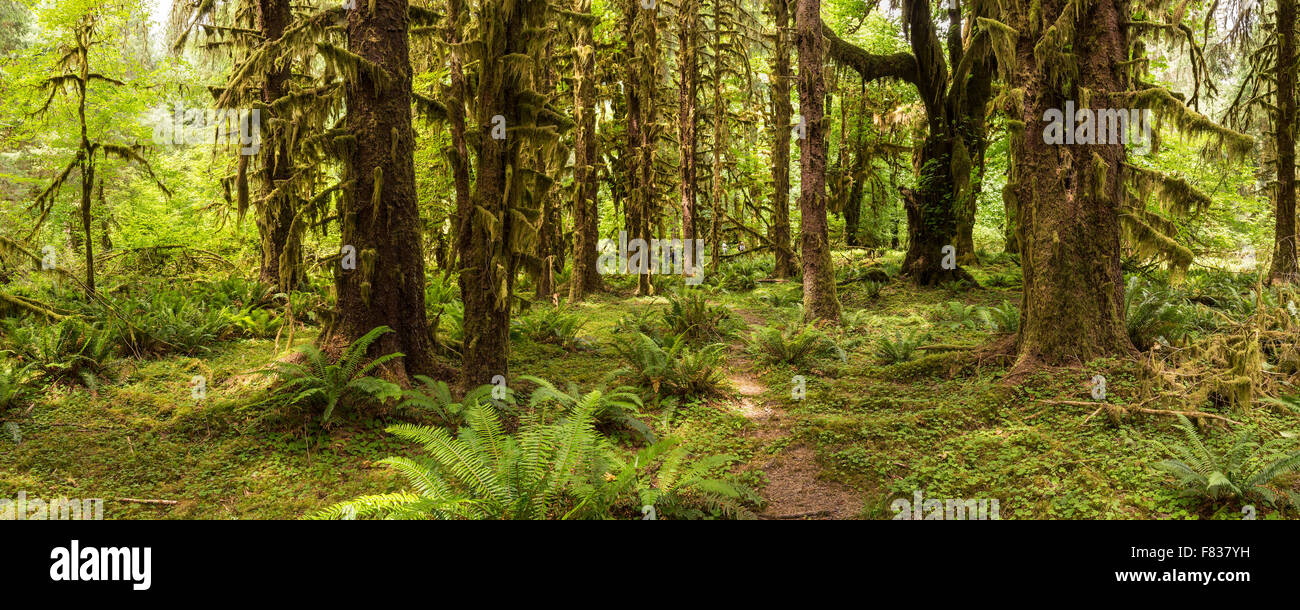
513,306,587,348
612,332,728,398
263,326,402,424
1152,415,1300,510
875,329,926,364
310,384,754,520
0,358,36,418
939,300,981,330
613,307,668,346
748,322,844,366
520,375,653,443
663,290,736,343
1125,277,1198,350
581,435,758,520
1,317,113,388
978,300,1020,333
396,376,506,427
226,307,282,338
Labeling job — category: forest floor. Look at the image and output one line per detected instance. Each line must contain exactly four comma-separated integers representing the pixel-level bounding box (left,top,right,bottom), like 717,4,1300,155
4,251,1299,519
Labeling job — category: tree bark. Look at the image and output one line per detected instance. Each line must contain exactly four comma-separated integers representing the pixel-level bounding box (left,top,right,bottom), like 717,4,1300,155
795,0,840,322
569,0,603,301
770,0,795,278
335,0,436,381
1272,0,1299,283
255,0,302,292
1009,0,1134,370
678,0,700,271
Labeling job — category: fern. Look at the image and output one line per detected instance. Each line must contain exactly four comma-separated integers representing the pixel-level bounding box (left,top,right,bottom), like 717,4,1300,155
1151,415,1300,510
612,332,728,398
939,301,981,330
662,290,736,343
262,326,402,423
977,300,1020,333
876,329,925,364
748,323,845,366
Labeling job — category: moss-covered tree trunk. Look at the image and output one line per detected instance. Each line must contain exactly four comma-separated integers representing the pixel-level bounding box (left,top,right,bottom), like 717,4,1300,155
569,0,603,301
1009,0,1134,369
445,0,472,283
678,0,699,271
255,0,302,292
459,0,530,386
335,0,435,380
896,0,978,285
770,0,795,278
1272,0,1299,284
795,0,840,322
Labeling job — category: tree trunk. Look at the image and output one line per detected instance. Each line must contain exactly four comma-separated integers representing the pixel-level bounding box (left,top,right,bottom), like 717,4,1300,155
1273,0,1299,283
1009,0,1134,369
678,0,699,271
80,159,94,295
795,0,840,322
255,0,302,291
444,0,472,286
897,0,975,286
458,0,536,386
635,3,658,295
770,0,795,278
335,0,436,381
569,0,603,301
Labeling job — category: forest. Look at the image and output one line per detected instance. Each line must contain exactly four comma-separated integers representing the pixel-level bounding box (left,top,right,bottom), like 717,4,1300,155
1,0,1299,521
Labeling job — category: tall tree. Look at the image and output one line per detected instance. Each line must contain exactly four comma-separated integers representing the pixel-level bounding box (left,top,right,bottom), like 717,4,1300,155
795,0,840,322
678,0,700,272
1272,0,1298,283
569,0,603,301
768,0,795,278
1004,0,1249,368
333,0,436,380
30,13,169,297
253,0,303,291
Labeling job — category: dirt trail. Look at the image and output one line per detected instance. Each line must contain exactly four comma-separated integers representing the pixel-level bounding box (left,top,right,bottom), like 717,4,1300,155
727,309,861,520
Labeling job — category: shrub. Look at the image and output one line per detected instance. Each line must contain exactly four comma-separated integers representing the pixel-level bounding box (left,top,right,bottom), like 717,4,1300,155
513,306,586,348
663,290,735,343
748,323,844,366
1,318,114,389
1125,277,1197,350
978,300,1020,333
262,326,402,424
938,300,980,330
613,332,727,397
875,329,925,364
1152,415,1300,510
311,392,754,520
0,359,36,417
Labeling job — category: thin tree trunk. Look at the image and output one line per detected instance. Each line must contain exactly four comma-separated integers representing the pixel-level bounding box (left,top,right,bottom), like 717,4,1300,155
678,0,699,272
1273,0,1299,283
255,0,301,291
569,0,603,301
795,0,840,322
770,0,795,278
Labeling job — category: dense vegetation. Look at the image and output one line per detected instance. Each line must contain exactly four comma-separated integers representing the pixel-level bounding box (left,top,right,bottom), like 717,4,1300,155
2,0,1300,520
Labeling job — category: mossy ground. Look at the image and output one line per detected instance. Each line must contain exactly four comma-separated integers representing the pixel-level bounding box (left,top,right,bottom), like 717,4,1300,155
3,250,1297,519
